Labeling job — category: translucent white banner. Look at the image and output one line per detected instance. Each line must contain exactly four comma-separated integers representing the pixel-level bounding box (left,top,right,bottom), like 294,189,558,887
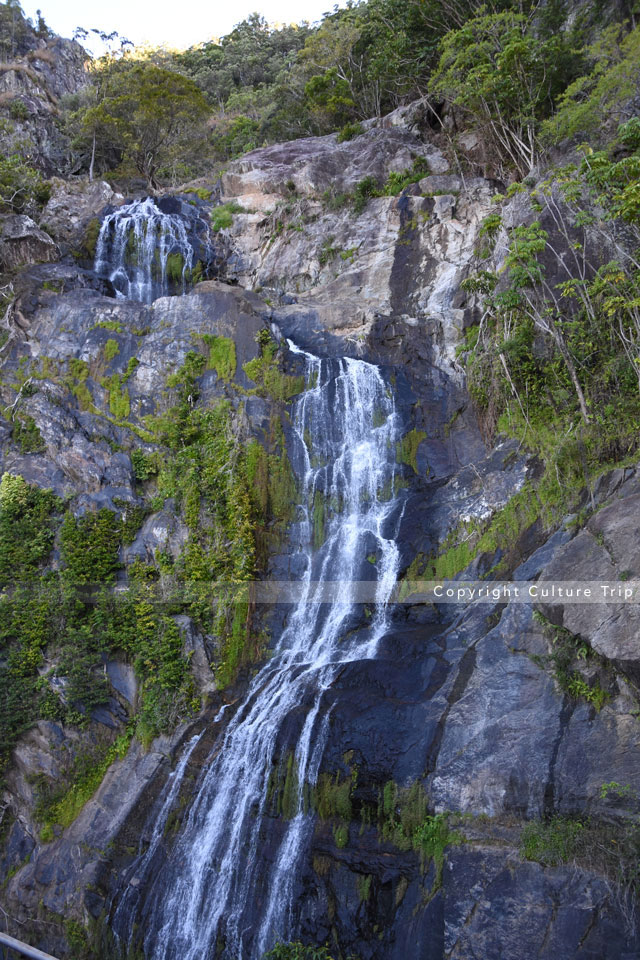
3,580,640,604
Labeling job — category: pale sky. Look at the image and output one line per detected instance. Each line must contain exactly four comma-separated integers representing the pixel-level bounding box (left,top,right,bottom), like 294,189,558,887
20,0,345,52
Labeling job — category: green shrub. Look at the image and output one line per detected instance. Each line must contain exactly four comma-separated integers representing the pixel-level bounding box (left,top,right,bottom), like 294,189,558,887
165,251,185,284
203,333,236,380
60,509,121,584
0,473,59,586
352,175,380,214
184,186,213,201
0,154,50,214
382,157,430,196
243,336,304,401
104,338,120,362
521,816,585,865
543,25,640,146
9,99,29,121
12,415,45,454
131,449,158,482
37,730,133,835
104,373,130,420
337,121,363,143
533,611,609,711
396,428,426,474
211,200,245,231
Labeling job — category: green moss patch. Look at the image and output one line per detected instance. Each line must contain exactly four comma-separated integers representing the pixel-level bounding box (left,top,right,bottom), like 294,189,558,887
396,428,426,474
203,333,236,381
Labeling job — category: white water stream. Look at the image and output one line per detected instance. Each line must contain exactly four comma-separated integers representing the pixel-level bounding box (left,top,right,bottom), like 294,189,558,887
94,197,195,303
115,345,402,959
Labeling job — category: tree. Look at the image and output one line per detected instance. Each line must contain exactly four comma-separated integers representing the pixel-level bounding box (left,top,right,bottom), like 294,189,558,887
172,15,310,112
75,60,210,188
430,11,578,176
0,154,50,214
543,24,640,147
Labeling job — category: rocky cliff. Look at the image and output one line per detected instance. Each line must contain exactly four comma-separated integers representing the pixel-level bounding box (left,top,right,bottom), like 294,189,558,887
1,82,639,960
0,10,86,176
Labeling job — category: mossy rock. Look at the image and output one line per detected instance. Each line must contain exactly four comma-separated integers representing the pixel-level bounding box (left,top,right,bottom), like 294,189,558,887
83,217,101,259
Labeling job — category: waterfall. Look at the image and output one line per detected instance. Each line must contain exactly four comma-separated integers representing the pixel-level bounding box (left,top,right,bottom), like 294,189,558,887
110,733,203,940
112,345,403,959
94,197,196,303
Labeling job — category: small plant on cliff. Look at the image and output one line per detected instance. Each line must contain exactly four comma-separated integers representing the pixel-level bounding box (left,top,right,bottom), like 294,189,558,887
337,121,363,142
521,815,585,866
262,944,337,960
202,333,236,380
243,334,304,401
211,200,245,231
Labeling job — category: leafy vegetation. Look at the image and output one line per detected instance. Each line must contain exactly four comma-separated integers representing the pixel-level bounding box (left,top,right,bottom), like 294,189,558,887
0,473,59,587
430,11,580,176
543,24,640,147
0,154,51,215
203,334,236,380
36,730,132,838
521,815,585,866
0,321,307,780
28,0,629,198
11,414,45,453
532,611,609,710
243,334,305,401
262,944,337,960
396,428,426,475
521,811,640,919
440,108,640,578
66,59,209,188
210,200,245,232
268,751,460,889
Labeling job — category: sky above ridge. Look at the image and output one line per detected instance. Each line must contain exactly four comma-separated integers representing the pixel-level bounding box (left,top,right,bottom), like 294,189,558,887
20,0,346,52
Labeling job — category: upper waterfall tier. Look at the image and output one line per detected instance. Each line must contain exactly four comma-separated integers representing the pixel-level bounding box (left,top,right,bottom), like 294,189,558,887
94,197,211,303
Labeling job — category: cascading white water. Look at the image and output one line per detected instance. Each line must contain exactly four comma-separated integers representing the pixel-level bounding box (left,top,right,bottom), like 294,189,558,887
114,345,402,960
110,732,203,938
94,197,195,303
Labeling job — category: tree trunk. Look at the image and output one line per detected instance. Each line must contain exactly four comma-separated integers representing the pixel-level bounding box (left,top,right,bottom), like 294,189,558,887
88,130,96,182
549,320,590,423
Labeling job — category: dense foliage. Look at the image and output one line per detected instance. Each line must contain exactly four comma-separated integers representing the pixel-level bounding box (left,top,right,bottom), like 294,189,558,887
43,0,627,183
0,0,634,189
65,60,209,188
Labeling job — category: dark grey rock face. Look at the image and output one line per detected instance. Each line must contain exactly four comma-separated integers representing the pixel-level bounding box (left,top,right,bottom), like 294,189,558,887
273,476,640,960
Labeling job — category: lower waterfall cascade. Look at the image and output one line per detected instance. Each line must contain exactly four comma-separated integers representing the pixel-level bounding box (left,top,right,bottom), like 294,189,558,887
109,344,404,959
94,197,197,303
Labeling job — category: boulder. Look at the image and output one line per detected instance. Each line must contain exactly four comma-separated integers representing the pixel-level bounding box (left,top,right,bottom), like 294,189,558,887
0,214,58,269
41,179,124,249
